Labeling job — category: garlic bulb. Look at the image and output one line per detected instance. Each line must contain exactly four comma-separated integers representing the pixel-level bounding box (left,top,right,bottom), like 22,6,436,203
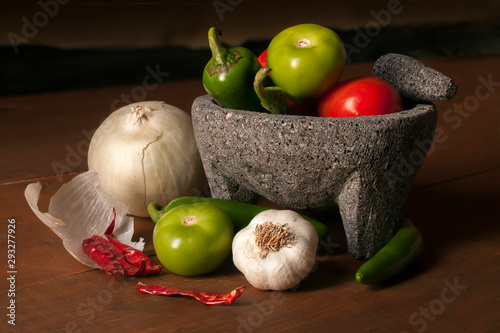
88,101,206,217
232,210,318,290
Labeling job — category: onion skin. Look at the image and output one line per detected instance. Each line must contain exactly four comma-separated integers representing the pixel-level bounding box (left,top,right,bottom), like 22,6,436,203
24,170,144,267
88,101,206,217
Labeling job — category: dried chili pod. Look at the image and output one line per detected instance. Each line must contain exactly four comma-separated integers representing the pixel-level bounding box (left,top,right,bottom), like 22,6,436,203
83,208,162,278
135,282,245,305
83,235,145,278
181,286,246,305
82,235,125,279
104,209,163,276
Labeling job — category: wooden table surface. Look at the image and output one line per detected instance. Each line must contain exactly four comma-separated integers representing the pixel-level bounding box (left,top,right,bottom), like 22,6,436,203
1,55,499,333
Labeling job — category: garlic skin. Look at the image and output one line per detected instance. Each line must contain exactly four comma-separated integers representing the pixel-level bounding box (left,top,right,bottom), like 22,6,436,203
232,210,318,291
88,101,206,217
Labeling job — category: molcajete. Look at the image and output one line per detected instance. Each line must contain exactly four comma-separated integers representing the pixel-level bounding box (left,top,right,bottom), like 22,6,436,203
191,54,457,260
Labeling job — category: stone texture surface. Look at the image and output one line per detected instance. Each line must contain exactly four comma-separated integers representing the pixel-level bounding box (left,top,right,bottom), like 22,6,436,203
373,53,458,102
191,54,456,260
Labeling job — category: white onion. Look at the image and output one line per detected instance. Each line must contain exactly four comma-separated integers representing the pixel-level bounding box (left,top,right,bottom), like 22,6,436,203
88,101,206,217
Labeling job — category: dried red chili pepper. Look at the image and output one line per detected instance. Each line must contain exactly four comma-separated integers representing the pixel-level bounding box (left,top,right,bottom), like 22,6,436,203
82,208,162,278
135,282,245,305
82,235,126,279
104,210,163,276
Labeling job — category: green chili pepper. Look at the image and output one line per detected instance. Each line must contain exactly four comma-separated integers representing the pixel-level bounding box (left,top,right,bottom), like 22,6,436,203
147,197,330,240
355,219,423,285
202,27,265,112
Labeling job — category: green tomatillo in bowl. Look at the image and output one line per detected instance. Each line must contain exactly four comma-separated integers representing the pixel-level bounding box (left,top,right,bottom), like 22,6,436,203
152,202,234,276
266,23,346,100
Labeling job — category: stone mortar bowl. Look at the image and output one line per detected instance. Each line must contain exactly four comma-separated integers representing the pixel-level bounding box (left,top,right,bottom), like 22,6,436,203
191,54,457,260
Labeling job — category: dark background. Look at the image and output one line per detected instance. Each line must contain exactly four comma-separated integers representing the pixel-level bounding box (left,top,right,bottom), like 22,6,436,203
1,0,500,96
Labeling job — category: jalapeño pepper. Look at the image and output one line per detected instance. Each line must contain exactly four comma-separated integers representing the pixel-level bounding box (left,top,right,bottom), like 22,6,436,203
355,219,423,285
147,197,330,240
202,27,265,112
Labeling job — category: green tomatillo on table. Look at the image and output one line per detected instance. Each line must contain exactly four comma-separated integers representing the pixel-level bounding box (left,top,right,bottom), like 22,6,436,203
202,27,266,112
266,23,346,100
152,202,234,276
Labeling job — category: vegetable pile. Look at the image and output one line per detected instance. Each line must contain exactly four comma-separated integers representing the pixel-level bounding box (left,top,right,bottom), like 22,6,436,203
203,23,403,117
24,22,426,307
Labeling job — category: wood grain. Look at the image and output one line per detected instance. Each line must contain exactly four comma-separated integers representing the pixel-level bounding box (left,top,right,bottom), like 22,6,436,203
1,56,499,333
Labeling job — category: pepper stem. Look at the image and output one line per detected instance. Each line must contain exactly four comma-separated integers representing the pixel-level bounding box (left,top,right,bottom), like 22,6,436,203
253,68,289,114
147,202,166,224
208,27,228,65
206,27,242,76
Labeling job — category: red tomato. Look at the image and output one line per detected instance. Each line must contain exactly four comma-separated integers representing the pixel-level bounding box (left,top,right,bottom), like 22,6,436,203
257,49,267,68
317,76,403,117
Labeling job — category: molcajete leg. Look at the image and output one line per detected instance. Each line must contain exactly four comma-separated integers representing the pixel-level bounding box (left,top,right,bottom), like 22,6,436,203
337,172,408,260
203,163,260,204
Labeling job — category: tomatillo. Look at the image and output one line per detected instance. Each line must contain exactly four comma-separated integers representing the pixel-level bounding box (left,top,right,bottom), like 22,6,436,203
153,202,234,276
267,23,346,99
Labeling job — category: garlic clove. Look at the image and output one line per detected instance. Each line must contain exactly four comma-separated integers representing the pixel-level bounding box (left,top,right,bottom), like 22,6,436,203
25,169,144,268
